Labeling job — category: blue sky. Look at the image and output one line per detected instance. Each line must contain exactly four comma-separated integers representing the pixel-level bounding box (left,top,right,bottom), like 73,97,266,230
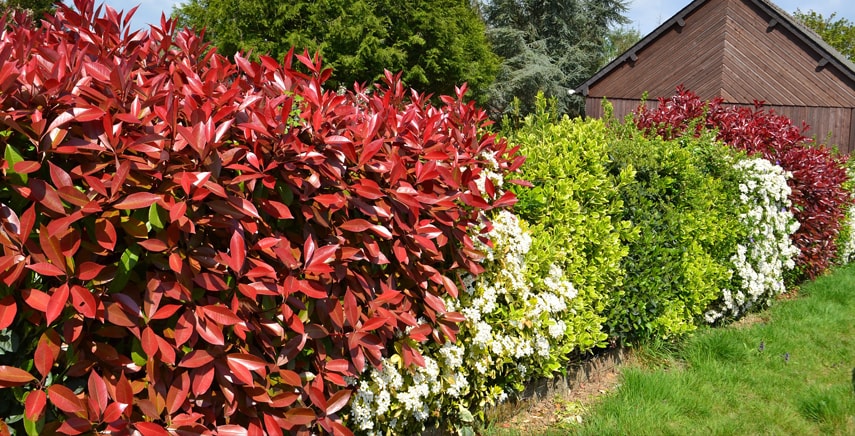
625,0,855,35
86,0,855,40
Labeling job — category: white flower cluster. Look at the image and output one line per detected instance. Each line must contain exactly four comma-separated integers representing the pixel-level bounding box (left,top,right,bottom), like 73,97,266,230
837,206,855,263
348,209,581,433
835,164,855,264
349,353,448,433
705,158,799,323
474,150,505,196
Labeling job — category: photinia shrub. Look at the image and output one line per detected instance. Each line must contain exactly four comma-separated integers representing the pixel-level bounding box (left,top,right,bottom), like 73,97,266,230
0,1,522,434
635,87,851,280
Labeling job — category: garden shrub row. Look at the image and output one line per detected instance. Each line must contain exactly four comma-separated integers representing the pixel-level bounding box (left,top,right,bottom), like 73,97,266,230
0,3,852,435
635,87,852,282
0,2,522,435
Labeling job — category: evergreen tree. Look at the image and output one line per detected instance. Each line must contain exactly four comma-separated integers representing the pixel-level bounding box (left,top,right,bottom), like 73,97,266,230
172,0,500,103
482,0,629,118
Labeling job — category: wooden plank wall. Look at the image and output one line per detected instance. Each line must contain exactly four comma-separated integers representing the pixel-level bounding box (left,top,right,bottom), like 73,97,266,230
722,0,855,107
585,97,854,154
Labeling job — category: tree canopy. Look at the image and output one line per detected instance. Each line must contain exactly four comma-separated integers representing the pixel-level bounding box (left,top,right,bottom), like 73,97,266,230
1,0,57,23
172,0,500,103
793,9,855,61
481,0,629,118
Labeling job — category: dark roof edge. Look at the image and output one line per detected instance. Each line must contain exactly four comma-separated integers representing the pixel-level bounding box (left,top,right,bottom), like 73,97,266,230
575,0,855,96
574,0,708,96
750,0,855,83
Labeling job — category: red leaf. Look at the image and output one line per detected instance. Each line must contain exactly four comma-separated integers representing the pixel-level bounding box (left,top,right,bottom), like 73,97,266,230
70,285,97,318
229,231,246,273
95,218,117,251
279,369,302,387
28,179,65,214
226,356,255,386
343,291,359,329
0,366,35,387
77,262,106,281
114,372,134,405
359,316,387,332
201,305,242,326
260,199,293,219
194,272,229,291
56,417,91,435
102,401,128,423
151,304,182,320
48,162,73,188
46,283,70,325
178,350,214,368
284,407,316,427
141,327,159,358
134,422,170,436
26,262,66,277
24,389,46,421
441,275,459,299
325,389,352,416
174,310,195,347
0,296,16,330
339,219,391,239
304,243,339,275
139,239,169,252
34,331,60,378
324,360,350,374
195,316,225,345
22,288,49,312
113,192,161,210
87,371,109,416
48,384,84,414
216,425,248,436
191,365,215,396
12,160,40,174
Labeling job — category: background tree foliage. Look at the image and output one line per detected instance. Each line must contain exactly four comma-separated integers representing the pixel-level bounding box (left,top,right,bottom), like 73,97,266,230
793,9,855,61
1,0,57,23
601,25,642,68
481,0,629,118
172,0,500,103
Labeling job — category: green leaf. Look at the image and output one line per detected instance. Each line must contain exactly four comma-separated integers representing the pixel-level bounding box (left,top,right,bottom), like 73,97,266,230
4,144,27,185
24,413,44,436
111,245,142,293
148,203,166,232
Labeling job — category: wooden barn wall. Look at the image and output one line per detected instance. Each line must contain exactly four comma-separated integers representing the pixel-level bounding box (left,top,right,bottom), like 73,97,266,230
585,1,729,100
585,97,854,154
721,0,855,107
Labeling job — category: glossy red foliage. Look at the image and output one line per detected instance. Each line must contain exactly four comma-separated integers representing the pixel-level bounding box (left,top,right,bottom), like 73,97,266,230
0,1,522,433
635,87,851,280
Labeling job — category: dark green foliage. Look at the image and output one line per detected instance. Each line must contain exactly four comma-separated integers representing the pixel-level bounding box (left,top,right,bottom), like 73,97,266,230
605,121,745,340
172,0,500,103
482,0,629,118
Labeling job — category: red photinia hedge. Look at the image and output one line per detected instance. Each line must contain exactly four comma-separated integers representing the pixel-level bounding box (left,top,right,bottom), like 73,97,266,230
0,1,522,434
635,86,851,280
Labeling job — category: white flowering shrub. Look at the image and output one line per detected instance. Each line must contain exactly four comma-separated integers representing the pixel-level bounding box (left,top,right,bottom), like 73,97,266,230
705,157,800,323
348,209,590,434
835,159,855,264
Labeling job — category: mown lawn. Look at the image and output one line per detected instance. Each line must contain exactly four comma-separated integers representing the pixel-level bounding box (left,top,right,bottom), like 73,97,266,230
487,263,855,435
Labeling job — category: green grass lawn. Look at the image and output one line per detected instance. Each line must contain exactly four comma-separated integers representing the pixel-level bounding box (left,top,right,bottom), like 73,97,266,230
490,263,855,435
